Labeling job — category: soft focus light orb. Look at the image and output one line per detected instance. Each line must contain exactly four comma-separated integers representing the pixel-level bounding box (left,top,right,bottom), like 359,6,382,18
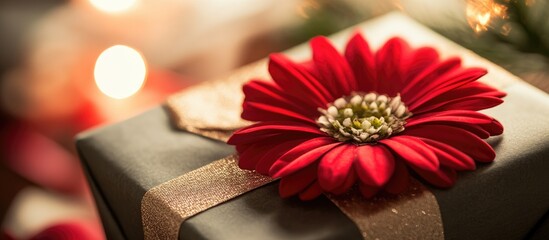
89,0,137,13
94,45,147,99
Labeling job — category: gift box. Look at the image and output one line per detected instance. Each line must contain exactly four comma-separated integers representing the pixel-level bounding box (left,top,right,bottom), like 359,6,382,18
76,13,549,240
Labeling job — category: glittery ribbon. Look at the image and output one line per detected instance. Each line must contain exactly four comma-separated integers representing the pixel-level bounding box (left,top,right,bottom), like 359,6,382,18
140,152,443,240
141,155,274,240
328,180,443,239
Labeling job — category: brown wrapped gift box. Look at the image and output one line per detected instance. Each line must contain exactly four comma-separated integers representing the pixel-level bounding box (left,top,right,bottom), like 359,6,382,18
76,13,549,240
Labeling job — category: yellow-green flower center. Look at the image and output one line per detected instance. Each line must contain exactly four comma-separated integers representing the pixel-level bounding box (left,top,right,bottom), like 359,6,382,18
316,92,411,143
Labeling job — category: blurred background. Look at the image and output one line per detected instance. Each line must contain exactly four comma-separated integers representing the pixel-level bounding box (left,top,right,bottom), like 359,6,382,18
0,0,548,239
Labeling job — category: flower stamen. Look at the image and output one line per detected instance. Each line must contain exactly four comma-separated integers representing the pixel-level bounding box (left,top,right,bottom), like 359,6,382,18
317,92,411,143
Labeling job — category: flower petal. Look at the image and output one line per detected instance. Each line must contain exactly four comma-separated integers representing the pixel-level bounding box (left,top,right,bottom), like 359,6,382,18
243,80,319,118
407,110,499,138
228,121,323,145
359,183,379,198
409,67,488,110
238,142,273,170
279,164,318,198
269,54,333,104
318,144,356,192
453,124,491,139
450,81,507,98
402,46,439,83
404,124,496,162
237,135,310,175
235,132,311,154
411,166,457,188
401,58,461,104
433,96,503,112
381,136,439,171
344,33,376,92
375,37,409,96
428,81,506,100
331,170,357,195
480,119,504,136
384,158,410,194
243,101,316,124
406,110,495,127
311,36,357,97
270,138,341,178
411,81,506,114
299,181,324,201
249,138,314,172
355,145,395,187
421,138,476,170
414,96,503,114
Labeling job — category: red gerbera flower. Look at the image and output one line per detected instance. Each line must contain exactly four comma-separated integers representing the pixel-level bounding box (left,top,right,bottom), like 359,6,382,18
227,33,505,200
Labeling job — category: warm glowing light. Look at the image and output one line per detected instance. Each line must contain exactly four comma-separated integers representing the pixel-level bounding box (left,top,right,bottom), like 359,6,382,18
466,0,508,33
94,45,147,99
89,0,137,13
477,12,491,26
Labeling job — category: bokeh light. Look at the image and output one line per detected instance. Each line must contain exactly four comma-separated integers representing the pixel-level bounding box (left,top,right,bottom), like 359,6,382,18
94,45,147,99
89,0,138,13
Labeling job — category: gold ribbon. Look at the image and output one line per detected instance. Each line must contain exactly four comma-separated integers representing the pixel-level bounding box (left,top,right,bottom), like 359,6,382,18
141,155,274,240
328,180,443,239
141,153,443,240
